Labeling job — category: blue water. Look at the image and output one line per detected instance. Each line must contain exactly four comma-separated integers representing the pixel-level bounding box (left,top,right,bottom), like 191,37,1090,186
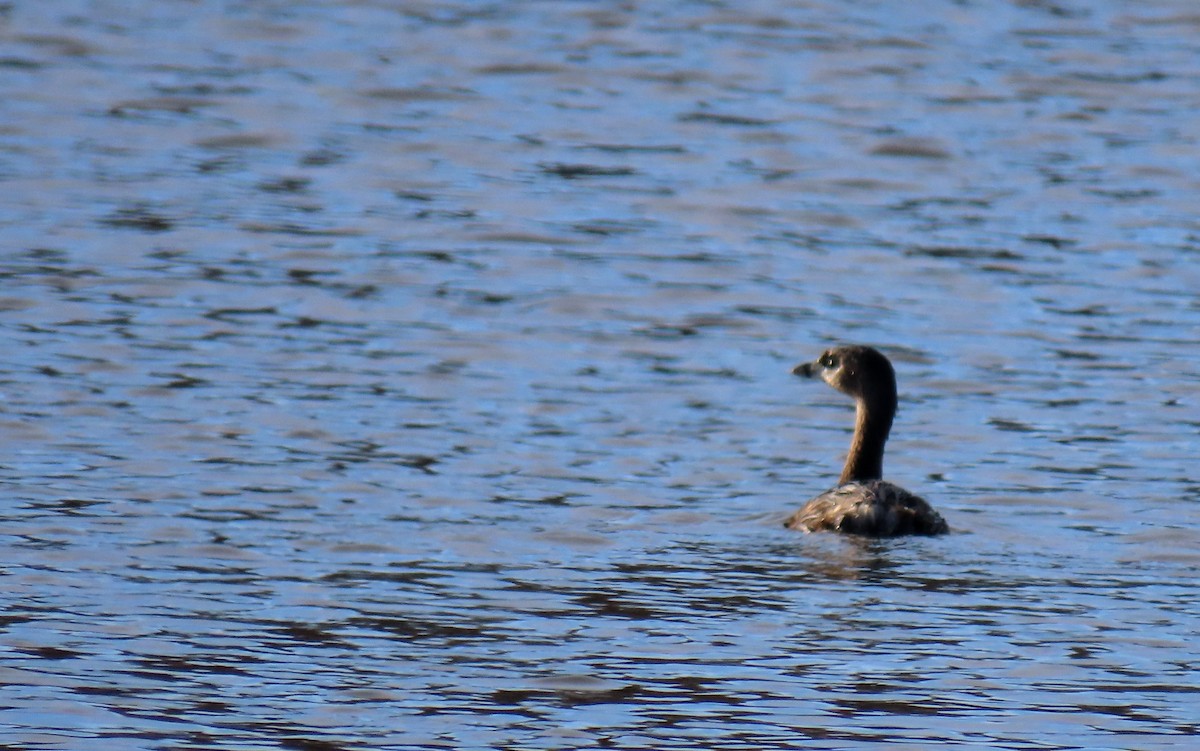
2,1,1198,749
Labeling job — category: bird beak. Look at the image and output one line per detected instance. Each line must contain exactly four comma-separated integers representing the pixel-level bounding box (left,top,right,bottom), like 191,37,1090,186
792,360,818,378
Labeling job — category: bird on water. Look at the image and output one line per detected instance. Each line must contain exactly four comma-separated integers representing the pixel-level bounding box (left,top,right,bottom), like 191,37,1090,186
786,344,948,536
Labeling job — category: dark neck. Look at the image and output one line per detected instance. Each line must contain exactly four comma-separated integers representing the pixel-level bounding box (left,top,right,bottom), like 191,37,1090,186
839,391,896,484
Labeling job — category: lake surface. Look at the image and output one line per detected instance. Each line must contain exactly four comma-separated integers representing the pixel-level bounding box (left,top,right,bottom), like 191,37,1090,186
2,1,1199,748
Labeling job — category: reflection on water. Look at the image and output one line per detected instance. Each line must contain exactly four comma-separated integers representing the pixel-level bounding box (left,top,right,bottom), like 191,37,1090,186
2,1,1199,749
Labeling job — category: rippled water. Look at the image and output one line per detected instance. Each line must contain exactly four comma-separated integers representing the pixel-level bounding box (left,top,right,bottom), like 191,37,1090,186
2,1,1199,748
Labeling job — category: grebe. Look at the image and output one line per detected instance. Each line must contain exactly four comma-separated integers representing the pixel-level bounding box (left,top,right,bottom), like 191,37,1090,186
785,345,948,536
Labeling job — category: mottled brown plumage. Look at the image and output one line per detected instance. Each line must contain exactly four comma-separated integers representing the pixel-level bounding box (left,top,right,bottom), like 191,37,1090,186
786,345,948,536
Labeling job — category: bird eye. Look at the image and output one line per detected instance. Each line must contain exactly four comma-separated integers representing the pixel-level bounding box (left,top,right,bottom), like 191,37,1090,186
820,353,838,368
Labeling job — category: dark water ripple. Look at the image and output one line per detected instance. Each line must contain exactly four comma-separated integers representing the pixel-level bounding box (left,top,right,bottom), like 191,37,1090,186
3,1,1200,749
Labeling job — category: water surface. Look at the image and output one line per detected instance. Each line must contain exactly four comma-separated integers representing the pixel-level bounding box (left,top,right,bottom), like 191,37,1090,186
2,1,1199,749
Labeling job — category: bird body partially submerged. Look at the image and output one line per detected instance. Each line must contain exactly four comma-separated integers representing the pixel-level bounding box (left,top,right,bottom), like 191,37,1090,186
787,345,948,537
785,479,947,536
